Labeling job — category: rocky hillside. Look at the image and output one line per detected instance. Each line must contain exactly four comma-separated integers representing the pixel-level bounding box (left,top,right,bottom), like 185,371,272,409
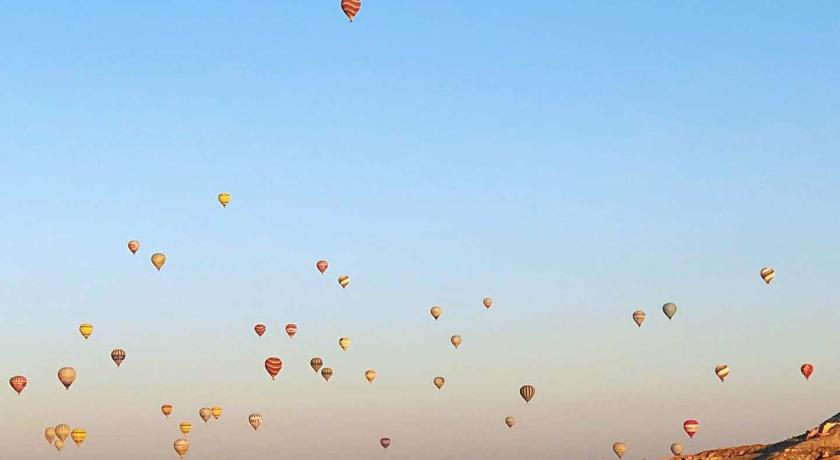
672,413,840,459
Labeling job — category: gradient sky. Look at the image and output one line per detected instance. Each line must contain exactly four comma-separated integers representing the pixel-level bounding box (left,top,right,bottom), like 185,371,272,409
1,2,839,459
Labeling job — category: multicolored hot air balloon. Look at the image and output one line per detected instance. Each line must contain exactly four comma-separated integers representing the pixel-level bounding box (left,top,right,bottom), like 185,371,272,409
70,428,86,446
151,252,166,271
430,306,442,320
58,367,76,390
760,267,775,284
520,385,535,403
211,406,222,419
715,364,730,382
54,439,65,452
128,240,140,254
380,437,391,450
79,323,93,340
663,302,677,320
338,275,350,289
55,424,70,442
310,357,323,373
365,369,377,383
316,260,328,274
613,442,627,458
179,422,191,436
632,310,646,327
321,367,333,382
285,323,298,338
199,408,212,423
45,427,56,444
265,357,283,380
161,404,173,417
254,324,266,337
9,375,27,395
111,349,126,367
174,438,189,458
483,298,493,309
341,0,361,22
802,363,814,380
433,376,445,389
249,413,262,431
671,443,683,456
218,193,231,208
683,419,699,438
339,337,351,351
505,416,516,428
450,335,462,349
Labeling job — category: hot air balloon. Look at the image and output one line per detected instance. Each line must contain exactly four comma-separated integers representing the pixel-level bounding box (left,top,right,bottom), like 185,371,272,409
365,369,376,383
285,323,298,338
174,439,189,458
162,404,173,417
380,437,391,450
128,240,140,254
249,413,262,431
483,298,493,309
211,406,222,419
430,306,442,320
70,428,86,446
663,302,677,320
218,193,231,208
505,416,516,428
632,310,646,327
613,442,627,458
338,275,350,289
55,424,70,442
310,357,323,373
45,427,56,444
683,419,699,438
54,439,65,452
433,377,445,389
151,252,166,271
802,363,814,380
321,367,333,382
254,324,266,337
339,337,351,351
715,364,730,382
179,422,191,436
520,385,535,403
111,349,126,367
199,408,211,423
450,335,462,349
341,0,361,22
671,443,683,456
58,367,76,390
760,267,775,284
316,260,328,274
265,357,283,380
9,375,27,395
79,323,93,340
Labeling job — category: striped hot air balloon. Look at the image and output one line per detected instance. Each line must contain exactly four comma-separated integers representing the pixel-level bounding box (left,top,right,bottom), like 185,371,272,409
321,367,333,382
632,310,646,327
715,364,730,382
341,0,361,22
111,349,126,367
211,406,222,419
338,274,350,289
285,323,298,338
310,357,323,373
760,267,775,284
801,363,814,380
519,385,535,403
45,427,56,444
612,442,627,458
174,439,189,458
249,413,262,431
9,375,27,395
54,424,70,442
683,419,699,438
264,357,283,380
179,422,191,436
254,324,266,337
70,428,86,446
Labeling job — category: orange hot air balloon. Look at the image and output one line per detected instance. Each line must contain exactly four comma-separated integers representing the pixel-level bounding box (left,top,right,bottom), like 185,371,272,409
285,323,298,338
128,240,140,254
199,408,211,423
316,260,328,274
58,367,76,389
55,424,70,442
321,367,333,382
632,310,646,327
45,427,56,444
430,306,442,320
519,385,535,403
174,438,189,458
151,252,166,271
211,406,222,419
265,357,283,380
760,267,775,284
341,0,361,22
380,437,391,450
310,357,323,373
801,363,814,380
483,297,493,309
365,369,377,383
683,419,699,438
715,364,730,382
254,323,266,337
433,376,445,389
111,349,126,367
9,375,27,395
505,416,516,428
338,274,350,289
161,404,173,417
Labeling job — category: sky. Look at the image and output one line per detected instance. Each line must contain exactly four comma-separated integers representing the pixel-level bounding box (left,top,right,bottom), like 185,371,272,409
1,1,839,459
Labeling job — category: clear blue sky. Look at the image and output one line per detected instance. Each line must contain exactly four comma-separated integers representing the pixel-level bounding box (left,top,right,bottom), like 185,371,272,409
1,2,839,459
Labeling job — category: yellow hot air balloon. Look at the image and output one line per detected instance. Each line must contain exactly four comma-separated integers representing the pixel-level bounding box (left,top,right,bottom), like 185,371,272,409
57,367,76,390
174,439,189,458
434,376,445,389
218,193,231,207
45,427,56,444
450,335,462,349
151,252,166,271
365,369,377,383
79,323,93,340
70,428,86,446
613,441,627,458
211,406,222,419
715,364,730,382
54,424,70,442
760,266,775,284
179,422,192,436
339,337,351,351
54,438,65,452
199,408,211,423
338,274,350,289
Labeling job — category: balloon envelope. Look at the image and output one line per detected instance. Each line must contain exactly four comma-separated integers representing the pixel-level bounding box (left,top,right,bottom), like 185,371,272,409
430,306,442,320
310,357,323,373
380,437,391,450
211,406,222,419
520,385,535,403
316,260,328,274
338,275,350,289
111,349,126,367
254,324,266,337
321,367,333,381
505,416,516,428
365,369,377,383
683,419,699,438
341,0,361,22
70,428,86,446
760,266,775,284
79,323,93,340
55,424,70,442
613,442,627,458
161,404,173,417
9,375,27,395
285,323,298,338
451,335,462,348
218,193,231,207
339,337,351,351
45,427,56,444
715,364,730,382
174,439,189,458
671,443,683,455
483,297,493,309
802,363,814,380
632,310,646,327
179,422,191,435
265,357,283,380
128,240,139,254
151,252,166,271
249,413,262,430
58,367,76,389
663,302,677,319
434,377,445,389
199,408,211,422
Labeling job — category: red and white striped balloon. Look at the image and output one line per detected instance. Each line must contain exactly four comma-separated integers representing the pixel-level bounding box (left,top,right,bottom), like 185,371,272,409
683,419,699,438
341,0,361,22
